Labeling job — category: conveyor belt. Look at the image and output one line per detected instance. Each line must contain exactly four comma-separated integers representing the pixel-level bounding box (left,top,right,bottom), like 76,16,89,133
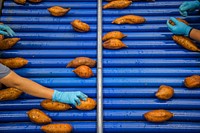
1,0,200,133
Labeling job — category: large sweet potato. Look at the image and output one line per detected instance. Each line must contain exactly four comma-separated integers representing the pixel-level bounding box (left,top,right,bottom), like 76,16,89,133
67,57,96,68
0,88,23,101
28,0,42,3
103,39,128,49
102,31,127,41
184,75,200,88
0,57,28,68
41,123,72,133
73,65,94,78
112,15,146,24
155,85,174,100
48,6,71,17
0,38,20,50
14,0,26,4
103,1,132,9
76,98,96,110
71,20,90,32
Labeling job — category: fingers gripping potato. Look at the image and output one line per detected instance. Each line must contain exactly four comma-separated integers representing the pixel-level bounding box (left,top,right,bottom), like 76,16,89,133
14,0,26,5
103,39,128,49
0,57,28,68
112,15,146,24
71,20,90,32
0,38,20,50
41,123,73,133
155,85,174,100
169,18,189,26
76,98,96,110
73,65,94,78
184,75,200,88
102,31,127,41
27,109,52,124
103,1,132,9
67,57,96,68
48,6,71,17
0,88,23,101
41,99,72,111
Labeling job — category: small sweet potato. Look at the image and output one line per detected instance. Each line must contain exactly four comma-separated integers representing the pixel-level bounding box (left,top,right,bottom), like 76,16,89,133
0,38,20,50
184,75,200,88
48,6,71,17
112,15,146,24
172,35,200,52
28,0,42,3
41,123,73,133
103,39,128,49
41,99,72,111
73,65,94,78
102,31,127,41
169,18,189,26
0,57,28,68
27,109,52,124
76,98,96,110
67,57,96,68
14,0,26,5
71,20,90,32
0,88,23,101
103,1,132,9
144,109,173,123
156,85,174,100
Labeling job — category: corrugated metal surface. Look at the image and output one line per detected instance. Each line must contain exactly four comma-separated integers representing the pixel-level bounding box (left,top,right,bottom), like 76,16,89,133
0,0,200,133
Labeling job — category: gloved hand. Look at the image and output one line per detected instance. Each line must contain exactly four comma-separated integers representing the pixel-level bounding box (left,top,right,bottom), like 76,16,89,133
0,24,15,36
179,0,200,16
167,17,192,36
52,90,88,106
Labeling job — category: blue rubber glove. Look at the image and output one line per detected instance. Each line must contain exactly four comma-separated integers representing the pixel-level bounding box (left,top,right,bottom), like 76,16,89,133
0,24,15,36
179,0,200,17
52,90,88,106
167,17,192,36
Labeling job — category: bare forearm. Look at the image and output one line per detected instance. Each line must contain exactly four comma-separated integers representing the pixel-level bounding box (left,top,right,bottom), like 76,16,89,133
189,28,200,42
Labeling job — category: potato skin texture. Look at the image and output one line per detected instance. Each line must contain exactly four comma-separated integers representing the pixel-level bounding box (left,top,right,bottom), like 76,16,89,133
144,109,173,123
48,6,71,17
71,20,90,32
103,39,128,49
156,85,174,100
169,18,189,26
27,109,52,124
0,38,20,50
41,99,72,111
28,0,42,3
112,15,146,24
14,0,26,5
103,1,132,9
184,75,200,88
41,123,73,133
172,35,200,52
67,57,96,68
73,65,94,78
102,31,127,41
0,57,28,68
0,88,23,101
76,98,96,110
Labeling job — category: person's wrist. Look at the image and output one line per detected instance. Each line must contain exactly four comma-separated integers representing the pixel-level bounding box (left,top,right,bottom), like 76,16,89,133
52,90,62,101
184,25,193,36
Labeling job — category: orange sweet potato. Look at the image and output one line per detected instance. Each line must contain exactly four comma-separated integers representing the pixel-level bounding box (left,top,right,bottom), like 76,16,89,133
41,99,72,111
67,57,96,68
76,98,96,110
14,0,26,4
48,6,71,17
112,15,146,24
27,109,52,124
172,35,200,52
28,0,42,3
103,39,128,49
144,109,173,123
169,18,189,26
106,0,155,1
156,85,174,100
102,31,127,41
41,123,73,133
71,20,90,32
103,1,132,9
0,38,20,50
0,57,28,68
73,65,94,78
0,88,23,101
184,75,200,88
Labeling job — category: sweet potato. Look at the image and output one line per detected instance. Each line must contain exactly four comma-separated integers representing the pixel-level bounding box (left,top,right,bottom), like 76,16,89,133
14,0,26,4
27,109,52,124
76,98,96,110
184,75,200,88
0,88,23,101
112,15,146,24
28,0,42,3
103,1,132,9
41,99,72,111
169,18,189,26
48,6,71,17
71,20,90,32
73,65,94,78
67,57,96,68
172,35,200,52
0,57,28,68
106,0,155,1
144,109,173,123
0,38,20,50
156,85,174,100
102,31,127,41
41,123,72,133
103,39,128,49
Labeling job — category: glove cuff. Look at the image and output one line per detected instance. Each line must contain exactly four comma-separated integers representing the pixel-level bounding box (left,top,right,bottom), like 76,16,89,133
52,90,62,102
185,26,193,36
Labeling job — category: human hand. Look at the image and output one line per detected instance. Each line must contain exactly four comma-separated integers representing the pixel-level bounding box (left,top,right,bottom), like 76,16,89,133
52,90,88,106
167,17,192,36
0,24,15,36
179,0,200,16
